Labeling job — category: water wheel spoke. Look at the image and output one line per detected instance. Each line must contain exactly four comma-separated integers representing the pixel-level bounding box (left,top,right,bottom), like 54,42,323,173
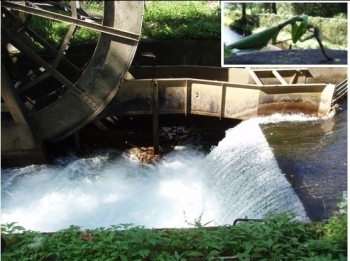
2,6,81,74
2,1,140,44
2,29,65,84
1,65,28,124
70,1,78,19
1,45,23,81
2,1,144,143
25,26,81,73
52,24,78,69
3,28,98,108
17,71,51,94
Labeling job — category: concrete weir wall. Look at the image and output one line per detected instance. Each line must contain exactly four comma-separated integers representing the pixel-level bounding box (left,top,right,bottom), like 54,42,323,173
111,67,338,120
2,39,347,167
251,67,347,85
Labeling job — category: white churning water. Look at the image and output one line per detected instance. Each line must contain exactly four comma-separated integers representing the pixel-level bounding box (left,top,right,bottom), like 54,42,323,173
2,114,323,232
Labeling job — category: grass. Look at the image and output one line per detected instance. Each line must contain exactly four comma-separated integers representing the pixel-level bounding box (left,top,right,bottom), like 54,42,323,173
142,1,221,40
27,1,221,49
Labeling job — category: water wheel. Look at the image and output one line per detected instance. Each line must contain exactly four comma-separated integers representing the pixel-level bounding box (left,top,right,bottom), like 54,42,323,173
1,1,144,144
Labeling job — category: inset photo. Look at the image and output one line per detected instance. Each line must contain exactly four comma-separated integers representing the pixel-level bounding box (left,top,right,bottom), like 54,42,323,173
222,2,348,66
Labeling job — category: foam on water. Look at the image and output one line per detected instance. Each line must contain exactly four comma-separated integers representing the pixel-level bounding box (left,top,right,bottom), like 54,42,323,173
1,149,210,231
1,113,319,232
202,117,310,223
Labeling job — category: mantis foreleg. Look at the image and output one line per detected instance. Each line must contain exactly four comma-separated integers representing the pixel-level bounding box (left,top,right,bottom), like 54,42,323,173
300,25,333,60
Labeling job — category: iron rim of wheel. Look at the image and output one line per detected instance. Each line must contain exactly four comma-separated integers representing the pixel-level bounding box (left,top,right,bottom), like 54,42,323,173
1,1,144,143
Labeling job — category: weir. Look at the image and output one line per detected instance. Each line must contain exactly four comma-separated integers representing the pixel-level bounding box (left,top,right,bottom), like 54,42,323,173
1,0,347,167
1,116,310,232
202,119,310,223
108,67,336,119
1,1,347,238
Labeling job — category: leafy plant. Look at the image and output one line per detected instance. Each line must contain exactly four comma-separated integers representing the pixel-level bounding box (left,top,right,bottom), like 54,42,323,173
1,210,347,260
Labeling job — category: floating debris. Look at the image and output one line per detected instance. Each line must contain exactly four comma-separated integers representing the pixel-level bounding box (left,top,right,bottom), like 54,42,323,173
125,142,160,164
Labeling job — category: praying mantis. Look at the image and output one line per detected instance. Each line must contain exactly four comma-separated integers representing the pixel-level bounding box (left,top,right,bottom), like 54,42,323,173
226,15,333,60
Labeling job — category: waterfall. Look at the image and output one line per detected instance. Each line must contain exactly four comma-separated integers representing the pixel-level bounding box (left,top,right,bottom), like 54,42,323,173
202,118,310,224
1,116,312,232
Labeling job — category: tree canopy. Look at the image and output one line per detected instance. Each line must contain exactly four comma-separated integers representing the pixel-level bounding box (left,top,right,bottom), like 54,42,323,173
226,3,347,18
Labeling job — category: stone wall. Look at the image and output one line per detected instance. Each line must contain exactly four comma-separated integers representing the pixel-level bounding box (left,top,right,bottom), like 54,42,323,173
133,39,222,66
67,40,222,67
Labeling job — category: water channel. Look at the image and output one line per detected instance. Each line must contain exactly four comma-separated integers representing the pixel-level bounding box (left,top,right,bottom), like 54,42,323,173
1,99,347,232
223,25,243,46
223,25,283,56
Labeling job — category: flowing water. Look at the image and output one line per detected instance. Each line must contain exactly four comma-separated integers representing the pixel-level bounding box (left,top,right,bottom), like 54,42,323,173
1,100,347,232
223,26,243,46
261,99,348,221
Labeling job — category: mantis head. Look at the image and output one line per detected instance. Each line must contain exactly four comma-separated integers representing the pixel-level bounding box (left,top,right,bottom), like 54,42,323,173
291,15,309,43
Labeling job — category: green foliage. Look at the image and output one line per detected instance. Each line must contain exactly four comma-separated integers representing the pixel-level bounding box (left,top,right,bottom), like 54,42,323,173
228,15,259,36
291,3,348,18
82,1,103,15
258,14,347,49
27,1,103,49
225,3,347,18
1,210,347,261
223,5,242,27
27,1,220,49
142,1,221,40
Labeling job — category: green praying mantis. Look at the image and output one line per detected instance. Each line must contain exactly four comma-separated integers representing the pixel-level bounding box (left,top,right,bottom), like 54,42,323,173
226,15,333,60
